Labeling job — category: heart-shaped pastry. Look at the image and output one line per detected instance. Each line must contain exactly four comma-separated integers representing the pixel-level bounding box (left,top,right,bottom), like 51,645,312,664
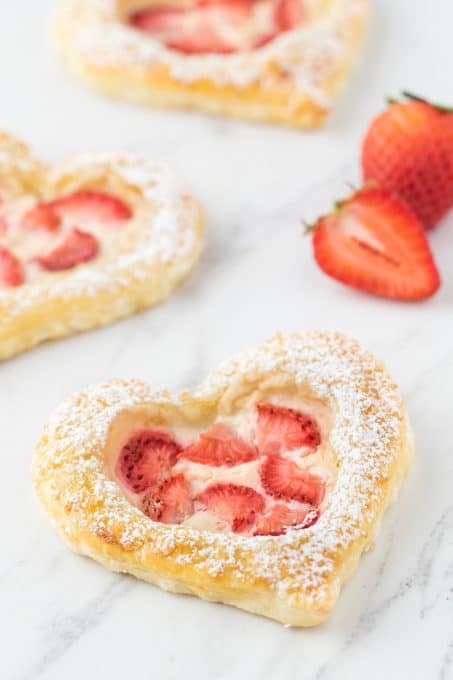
0,132,203,360
32,332,413,626
51,0,367,128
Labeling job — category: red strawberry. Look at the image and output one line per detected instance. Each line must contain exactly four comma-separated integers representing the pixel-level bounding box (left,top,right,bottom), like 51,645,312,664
0,247,24,287
35,228,99,271
142,474,193,523
196,483,264,532
253,503,318,536
311,186,440,301
179,423,258,467
116,429,181,495
256,403,321,456
130,0,249,55
22,204,61,232
48,190,132,224
165,31,237,55
275,0,303,31
260,455,325,505
362,93,453,229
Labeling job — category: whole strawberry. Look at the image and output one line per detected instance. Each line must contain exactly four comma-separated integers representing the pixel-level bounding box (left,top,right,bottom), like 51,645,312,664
311,186,440,301
362,93,453,229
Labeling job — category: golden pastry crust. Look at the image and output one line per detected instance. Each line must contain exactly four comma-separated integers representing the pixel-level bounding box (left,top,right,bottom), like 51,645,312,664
51,0,368,128
32,331,413,626
0,132,203,361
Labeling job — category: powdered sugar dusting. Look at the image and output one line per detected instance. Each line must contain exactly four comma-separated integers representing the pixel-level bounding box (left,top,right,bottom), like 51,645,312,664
54,0,367,106
33,332,409,605
0,143,201,320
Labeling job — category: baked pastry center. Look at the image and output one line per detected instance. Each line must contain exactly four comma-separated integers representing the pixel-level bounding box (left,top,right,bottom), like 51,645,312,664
128,0,304,54
110,401,335,537
0,189,134,287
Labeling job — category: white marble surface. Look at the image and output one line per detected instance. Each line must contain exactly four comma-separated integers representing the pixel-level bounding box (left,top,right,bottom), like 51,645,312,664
1,1,453,678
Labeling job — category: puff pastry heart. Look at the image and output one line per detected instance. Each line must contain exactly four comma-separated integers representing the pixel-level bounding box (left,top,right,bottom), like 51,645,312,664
0,132,203,360
32,332,413,626
51,0,368,128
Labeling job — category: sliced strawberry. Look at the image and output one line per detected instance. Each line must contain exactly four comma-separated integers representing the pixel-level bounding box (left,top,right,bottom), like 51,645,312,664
311,187,441,301
256,403,321,456
35,228,99,271
260,455,325,505
179,423,258,467
0,246,24,287
48,190,132,224
251,31,279,49
22,204,61,232
116,429,181,495
142,474,193,523
130,1,250,55
275,0,303,31
130,5,186,32
196,483,264,532
165,30,237,55
253,503,318,536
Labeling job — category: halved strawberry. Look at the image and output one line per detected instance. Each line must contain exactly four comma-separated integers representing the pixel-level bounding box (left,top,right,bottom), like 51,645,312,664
35,228,99,271
196,483,264,532
311,186,441,301
0,247,24,287
256,403,321,456
22,204,61,232
253,503,318,536
116,428,181,495
275,0,303,31
179,423,258,467
48,190,132,224
142,473,193,523
260,455,325,505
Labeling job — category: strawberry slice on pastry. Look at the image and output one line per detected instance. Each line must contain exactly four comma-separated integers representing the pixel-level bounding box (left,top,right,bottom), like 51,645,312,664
179,422,258,466
35,228,99,272
0,246,24,287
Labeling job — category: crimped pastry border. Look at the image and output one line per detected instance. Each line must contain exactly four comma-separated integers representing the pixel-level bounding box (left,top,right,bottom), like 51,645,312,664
0,132,203,360
51,0,368,128
32,332,413,626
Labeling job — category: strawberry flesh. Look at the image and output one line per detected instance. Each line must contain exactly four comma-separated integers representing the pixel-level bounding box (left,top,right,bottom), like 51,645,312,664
0,246,24,286
275,0,303,30
256,403,321,456
45,190,132,225
260,455,325,505
179,422,258,466
142,473,193,523
130,0,303,55
312,187,441,301
116,428,181,495
196,482,264,532
253,502,318,536
35,228,99,271
22,204,61,232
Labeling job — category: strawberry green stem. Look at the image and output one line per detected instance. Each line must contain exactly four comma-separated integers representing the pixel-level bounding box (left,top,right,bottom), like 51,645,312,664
401,91,453,113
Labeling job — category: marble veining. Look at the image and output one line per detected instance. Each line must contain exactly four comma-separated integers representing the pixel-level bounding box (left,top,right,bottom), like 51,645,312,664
1,0,453,678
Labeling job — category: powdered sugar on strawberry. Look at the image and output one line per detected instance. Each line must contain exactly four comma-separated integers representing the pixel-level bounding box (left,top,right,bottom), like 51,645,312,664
111,393,333,536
